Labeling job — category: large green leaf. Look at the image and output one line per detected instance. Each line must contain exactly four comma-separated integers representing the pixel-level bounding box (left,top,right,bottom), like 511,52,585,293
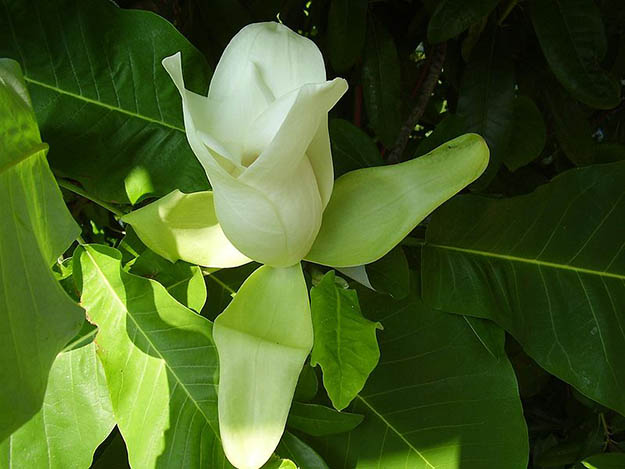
310,278,529,468
582,453,625,468
74,244,231,468
0,343,115,468
310,271,381,411
361,18,401,147
428,0,501,43
422,161,625,415
0,59,83,440
0,0,211,204
530,0,621,110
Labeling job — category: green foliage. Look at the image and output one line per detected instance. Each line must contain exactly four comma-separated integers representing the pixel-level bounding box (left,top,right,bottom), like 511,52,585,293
0,343,114,468
422,161,625,414
310,271,382,411
0,59,83,440
74,244,229,468
3,0,625,467
0,0,211,204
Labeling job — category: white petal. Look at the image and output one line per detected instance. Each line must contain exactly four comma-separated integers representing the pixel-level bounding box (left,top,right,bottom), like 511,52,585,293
213,264,313,469
121,190,251,268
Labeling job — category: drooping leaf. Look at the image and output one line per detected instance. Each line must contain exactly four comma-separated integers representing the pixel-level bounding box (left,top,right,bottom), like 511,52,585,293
327,0,368,72
329,118,383,178
122,190,250,268
74,244,231,468
0,343,115,468
361,18,401,147
306,134,489,267
287,402,364,437
213,264,313,469
128,249,207,312
310,271,382,411
422,160,625,415
456,30,515,188
277,432,330,469
0,58,83,440
309,277,529,468
428,0,501,43
504,96,547,171
531,0,621,109
0,0,211,204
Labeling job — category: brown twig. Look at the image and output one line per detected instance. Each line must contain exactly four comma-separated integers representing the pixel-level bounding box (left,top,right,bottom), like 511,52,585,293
387,42,447,164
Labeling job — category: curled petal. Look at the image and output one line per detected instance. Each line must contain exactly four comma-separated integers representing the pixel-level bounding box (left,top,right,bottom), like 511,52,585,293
121,190,250,268
306,134,490,267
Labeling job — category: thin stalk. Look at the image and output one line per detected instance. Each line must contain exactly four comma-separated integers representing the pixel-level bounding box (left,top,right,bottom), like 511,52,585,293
401,237,426,248
57,178,125,218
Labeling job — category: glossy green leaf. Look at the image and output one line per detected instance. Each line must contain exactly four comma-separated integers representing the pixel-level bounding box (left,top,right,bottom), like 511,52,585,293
361,18,401,147
310,271,382,410
213,264,313,469
74,244,231,468
456,32,515,188
0,0,211,204
505,96,547,171
306,134,489,267
122,190,250,268
428,0,501,43
309,278,529,468
0,343,115,468
287,402,364,437
329,118,383,178
327,0,368,72
277,432,330,469
582,453,625,468
128,249,207,312
0,59,83,439
422,160,625,415
531,0,621,109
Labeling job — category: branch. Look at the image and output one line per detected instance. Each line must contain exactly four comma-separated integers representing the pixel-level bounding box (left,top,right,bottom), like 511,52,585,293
387,42,447,164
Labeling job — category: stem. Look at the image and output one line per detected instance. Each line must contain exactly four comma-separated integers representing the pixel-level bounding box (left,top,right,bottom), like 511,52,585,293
387,42,447,164
57,178,125,218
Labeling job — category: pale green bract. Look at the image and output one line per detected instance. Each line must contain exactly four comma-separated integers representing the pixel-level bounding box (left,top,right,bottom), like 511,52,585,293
121,21,490,469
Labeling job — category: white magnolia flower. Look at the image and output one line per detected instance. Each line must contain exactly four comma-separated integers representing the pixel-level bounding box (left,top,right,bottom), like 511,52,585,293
122,20,489,469
161,22,347,267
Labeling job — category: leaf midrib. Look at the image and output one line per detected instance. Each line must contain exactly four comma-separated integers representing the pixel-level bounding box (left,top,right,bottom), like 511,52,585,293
355,395,435,468
23,76,185,133
82,246,221,443
425,242,625,280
